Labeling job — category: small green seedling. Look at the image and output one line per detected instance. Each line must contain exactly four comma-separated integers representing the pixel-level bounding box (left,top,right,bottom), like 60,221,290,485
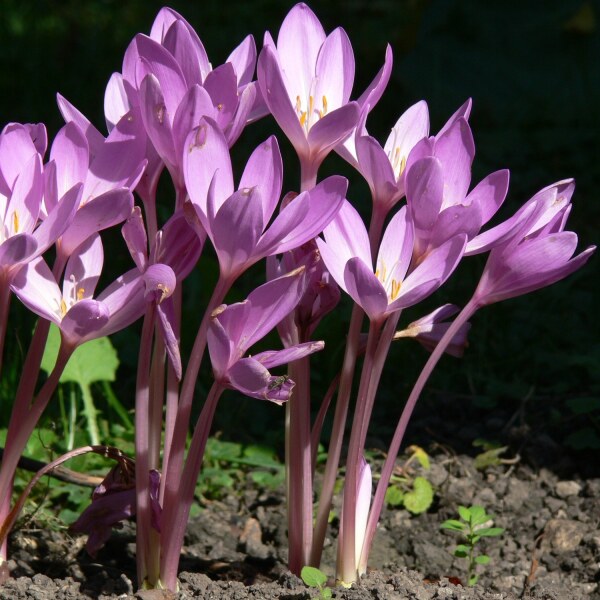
440,504,504,586
301,566,332,599
384,445,434,514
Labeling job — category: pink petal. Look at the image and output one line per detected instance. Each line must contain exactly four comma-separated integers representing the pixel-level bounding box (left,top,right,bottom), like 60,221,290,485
0,234,37,271
56,94,105,157
122,206,148,271
253,341,325,369
355,44,393,111
183,118,234,219
355,134,399,207
465,169,509,224
7,153,43,236
257,45,309,157
226,34,257,87
314,27,355,108
434,118,474,205
203,63,238,130
207,312,235,378
0,124,38,192
238,136,283,225
344,256,388,322
276,3,326,101
60,188,133,257
163,19,203,86
63,233,104,302
104,73,134,131
307,102,359,160
377,206,414,286
227,358,290,403
61,299,110,345
224,82,257,146
256,175,347,256
50,122,90,200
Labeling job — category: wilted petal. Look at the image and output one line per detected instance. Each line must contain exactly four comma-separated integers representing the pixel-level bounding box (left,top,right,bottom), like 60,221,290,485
227,358,292,403
156,297,181,380
252,340,325,368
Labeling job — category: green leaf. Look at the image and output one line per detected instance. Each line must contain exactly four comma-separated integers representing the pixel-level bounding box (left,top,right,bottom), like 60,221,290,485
301,566,327,587
457,505,471,522
467,505,487,524
403,476,434,514
250,470,284,490
475,527,504,537
453,544,469,558
322,588,332,599
384,485,404,507
473,446,509,470
475,554,490,565
468,574,479,586
41,324,119,385
408,445,430,470
440,519,466,531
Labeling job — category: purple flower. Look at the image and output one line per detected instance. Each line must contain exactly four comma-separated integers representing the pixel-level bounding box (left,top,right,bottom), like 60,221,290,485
0,124,81,277
257,3,391,171
102,8,259,195
10,234,161,348
404,117,510,261
207,269,324,403
183,118,347,279
316,201,466,322
473,186,595,306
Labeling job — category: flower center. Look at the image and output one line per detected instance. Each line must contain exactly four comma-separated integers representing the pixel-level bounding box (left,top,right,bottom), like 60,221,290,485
295,94,328,134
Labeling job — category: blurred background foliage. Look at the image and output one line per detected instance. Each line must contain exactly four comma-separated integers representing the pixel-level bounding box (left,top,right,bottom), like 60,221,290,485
0,0,598,470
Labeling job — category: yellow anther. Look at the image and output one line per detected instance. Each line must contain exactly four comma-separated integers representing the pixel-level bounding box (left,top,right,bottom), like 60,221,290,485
295,95,302,112
391,279,401,300
12,211,19,233
157,283,170,303
60,298,67,316
308,95,314,117
300,111,307,127
77,288,85,301
377,260,387,283
399,155,407,176
217,103,224,111
322,95,328,115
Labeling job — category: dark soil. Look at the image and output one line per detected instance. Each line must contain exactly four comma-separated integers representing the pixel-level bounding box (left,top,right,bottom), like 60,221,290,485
2,395,599,599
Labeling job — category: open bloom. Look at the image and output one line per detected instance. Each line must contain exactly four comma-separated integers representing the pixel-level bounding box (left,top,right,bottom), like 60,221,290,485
207,269,324,403
0,124,81,279
316,200,466,322
257,2,392,172
473,185,595,306
99,7,259,197
45,118,145,259
183,118,347,280
11,233,173,349
403,118,510,262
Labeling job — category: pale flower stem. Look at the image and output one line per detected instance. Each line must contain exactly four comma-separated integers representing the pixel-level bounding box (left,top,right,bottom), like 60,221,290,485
338,320,381,584
134,304,157,587
0,342,73,561
159,382,223,591
287,341,314,573
358,298,479,573
160,275,232,561
310,303,364,567
149,332,166,470
0,278,11,379
310,371,341,474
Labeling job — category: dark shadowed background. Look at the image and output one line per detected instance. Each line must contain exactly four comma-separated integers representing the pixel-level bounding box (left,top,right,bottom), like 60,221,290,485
1,0,598,469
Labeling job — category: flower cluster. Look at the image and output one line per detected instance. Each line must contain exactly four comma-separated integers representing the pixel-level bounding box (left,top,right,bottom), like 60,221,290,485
0,3,594,593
